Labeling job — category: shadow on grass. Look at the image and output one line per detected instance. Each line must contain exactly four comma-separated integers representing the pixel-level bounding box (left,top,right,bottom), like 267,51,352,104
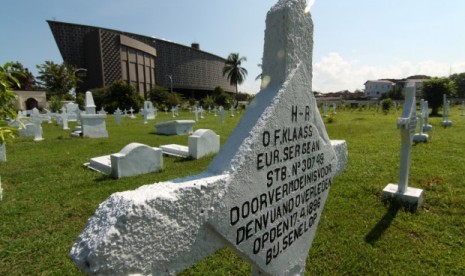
365,203,400,245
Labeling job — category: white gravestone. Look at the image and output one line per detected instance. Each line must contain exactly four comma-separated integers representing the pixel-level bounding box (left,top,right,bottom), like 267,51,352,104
79,91,108,138
31,108,44,142
98,107,107,115
332,103,337,114
194,107,199,121
219,106,225,123
61,107,69,130
413,99,429,143
0,176,3,200
160,129,220,159
382,83,424,210
128,107,136,119
114,108,122,126
86,143,163,179
441,94,452,127
422,100,432,132
70,1,347,275
143,101,156,120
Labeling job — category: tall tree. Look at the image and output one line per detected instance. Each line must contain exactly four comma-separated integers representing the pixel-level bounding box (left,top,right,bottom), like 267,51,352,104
5,62,36,90
36,61,78,99
222,53,248,105
0,62,21,144
449,72,465,98
422,77,456,116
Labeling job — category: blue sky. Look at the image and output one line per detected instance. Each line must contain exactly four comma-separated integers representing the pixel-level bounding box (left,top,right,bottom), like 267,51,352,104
2,0,465,94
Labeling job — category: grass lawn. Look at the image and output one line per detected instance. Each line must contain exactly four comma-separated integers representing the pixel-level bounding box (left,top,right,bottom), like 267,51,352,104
1,106,464,275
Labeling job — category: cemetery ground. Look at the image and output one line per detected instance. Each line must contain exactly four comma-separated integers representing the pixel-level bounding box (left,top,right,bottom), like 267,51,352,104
1,106,464,275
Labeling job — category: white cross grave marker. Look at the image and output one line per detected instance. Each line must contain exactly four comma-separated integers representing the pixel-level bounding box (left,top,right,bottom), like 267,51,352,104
382,83,424,210
70,1,347,275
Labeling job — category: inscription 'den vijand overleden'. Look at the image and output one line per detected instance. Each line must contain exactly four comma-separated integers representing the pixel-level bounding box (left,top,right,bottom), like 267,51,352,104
229,105,333,265
70,1,347,275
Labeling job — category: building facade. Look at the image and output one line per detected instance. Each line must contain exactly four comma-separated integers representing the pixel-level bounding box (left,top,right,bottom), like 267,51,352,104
47,21,236,99
364,80,395,99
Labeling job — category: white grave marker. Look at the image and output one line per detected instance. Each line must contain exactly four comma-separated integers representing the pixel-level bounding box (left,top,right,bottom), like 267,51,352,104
70,1,347,275
0,176,3,200
422,100,432,132
382,83,424,210
31,108,44,142
114,108,122,126
61,107,69,130
413,99,429,143
441,94,452,127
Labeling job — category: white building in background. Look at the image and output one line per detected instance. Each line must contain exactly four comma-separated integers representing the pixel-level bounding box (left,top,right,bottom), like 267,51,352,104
364,80,395,99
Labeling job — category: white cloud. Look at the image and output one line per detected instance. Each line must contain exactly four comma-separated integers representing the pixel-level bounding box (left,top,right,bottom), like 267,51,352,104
312,52,465,93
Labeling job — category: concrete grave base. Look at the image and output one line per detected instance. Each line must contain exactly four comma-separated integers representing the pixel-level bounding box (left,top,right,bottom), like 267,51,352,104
441,121,452,127
160,144,190,158
422,124,432,132
413,133,428,143
382,183,424,211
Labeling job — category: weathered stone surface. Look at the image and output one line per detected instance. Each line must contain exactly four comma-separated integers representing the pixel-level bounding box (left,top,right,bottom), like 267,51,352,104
154,120,195,135
70,1,347,275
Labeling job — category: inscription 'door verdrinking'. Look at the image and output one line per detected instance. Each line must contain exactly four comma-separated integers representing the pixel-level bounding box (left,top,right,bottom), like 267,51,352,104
229,105,333,265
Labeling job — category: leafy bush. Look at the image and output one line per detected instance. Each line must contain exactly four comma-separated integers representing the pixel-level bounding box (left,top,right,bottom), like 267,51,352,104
92,80,143,113
381,98,393,114
149,85,183,109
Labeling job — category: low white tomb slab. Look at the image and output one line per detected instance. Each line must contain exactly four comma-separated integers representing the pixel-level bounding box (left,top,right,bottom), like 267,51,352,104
86,143,163,178
154,120,195,135
160,129,221,159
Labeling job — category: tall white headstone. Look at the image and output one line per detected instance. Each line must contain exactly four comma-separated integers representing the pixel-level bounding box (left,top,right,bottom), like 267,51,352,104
70,1,347,275
382,83,423,210
31,108,44,142
442,94,452,127
413,99,428,143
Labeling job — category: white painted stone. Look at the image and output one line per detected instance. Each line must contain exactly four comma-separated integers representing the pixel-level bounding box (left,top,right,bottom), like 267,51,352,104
188,129,220,159
31,108,44,142
441,94,452,127
114,108,123,126
382,83,423,210
154,120,195,135
160,129,221,159
86,143,163,178
19,123,35,137
422,100,432,132
413,99,429,143
160,144,190,158
0,176,3,200
79,92,108,138
144,101,156,120
70,1,347,275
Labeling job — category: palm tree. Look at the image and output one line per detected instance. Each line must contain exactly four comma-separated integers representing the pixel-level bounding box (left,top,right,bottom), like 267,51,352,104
222,53,248,106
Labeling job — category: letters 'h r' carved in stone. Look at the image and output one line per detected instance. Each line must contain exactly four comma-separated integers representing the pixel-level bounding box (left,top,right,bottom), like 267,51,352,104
70,1,347,275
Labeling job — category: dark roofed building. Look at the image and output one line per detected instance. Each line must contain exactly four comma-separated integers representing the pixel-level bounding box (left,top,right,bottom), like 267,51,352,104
47,20,236,99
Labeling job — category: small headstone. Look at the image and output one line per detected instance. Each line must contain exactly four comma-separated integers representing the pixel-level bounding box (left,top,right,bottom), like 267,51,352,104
171,106,176,118
114,108,123,126
128,107,136,119
194,107,199,121
164,107,168,114
213,106,218,116
382,83,423,210
160,129,221,160
229,106,235,117
199,106,205,119
61,107,69,130
98,107,107,115
441,94,452,127
219,106,225,123
413,99,428,143
422,100,432,132
332,103,337,114
143,101,156,120
31,108,44,142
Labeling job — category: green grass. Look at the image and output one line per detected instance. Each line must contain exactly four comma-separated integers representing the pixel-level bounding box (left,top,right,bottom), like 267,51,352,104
1,106,465,275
